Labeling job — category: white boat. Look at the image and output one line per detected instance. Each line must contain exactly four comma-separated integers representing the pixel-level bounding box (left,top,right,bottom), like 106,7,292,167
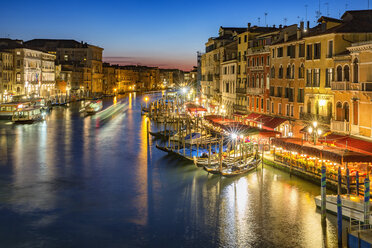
314,194,372,223
84,100,103,114
12,107,44,124
0,102,31,120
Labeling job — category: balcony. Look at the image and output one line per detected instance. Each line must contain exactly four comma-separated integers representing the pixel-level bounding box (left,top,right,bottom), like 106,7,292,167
250,66,264,71
300,112,331,124
233,104,248,113
361,82,372,98
236,88,246,94
331,120,350,133
247,88,264,95
330,81,361,91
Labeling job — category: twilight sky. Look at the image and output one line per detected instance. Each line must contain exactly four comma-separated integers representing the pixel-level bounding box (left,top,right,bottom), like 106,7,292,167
0,0,368,70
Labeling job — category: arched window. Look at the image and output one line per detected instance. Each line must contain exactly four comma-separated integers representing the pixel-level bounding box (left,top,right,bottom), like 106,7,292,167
299,64,304,79
266,73,270,89
256,75,260,88
260,75,264,88
337,65,342,81
344,65,350,81
353,58,359,83
286,65,291,79
336,102,343,121
279,66,283,79
307,100,312,114
17,87,21,93
343,102,349,122
291,64,295,79
271,66,275,78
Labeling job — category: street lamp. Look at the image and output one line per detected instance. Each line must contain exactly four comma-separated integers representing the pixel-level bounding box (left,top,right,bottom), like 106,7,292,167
308,121,322,145
144,96,149,108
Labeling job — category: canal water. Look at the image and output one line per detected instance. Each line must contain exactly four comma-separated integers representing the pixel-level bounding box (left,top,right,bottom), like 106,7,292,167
0,94,347,247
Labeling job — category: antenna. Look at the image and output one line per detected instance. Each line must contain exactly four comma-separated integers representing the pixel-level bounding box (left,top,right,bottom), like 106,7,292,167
284,18,287,26
345,3,348,11
305,4,308,22
264,13,268,26
325,2,329,16
258,17,261,26
315,0,322,20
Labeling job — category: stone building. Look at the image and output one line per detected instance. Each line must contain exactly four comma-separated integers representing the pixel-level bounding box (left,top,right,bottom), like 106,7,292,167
201,27,246,102
269,24,305,136
0,51,14,102
24,39,103,96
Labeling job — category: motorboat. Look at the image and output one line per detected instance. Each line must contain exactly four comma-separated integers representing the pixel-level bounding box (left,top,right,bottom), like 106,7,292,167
0,102,31,120
83,100,103,114
12,107,44,124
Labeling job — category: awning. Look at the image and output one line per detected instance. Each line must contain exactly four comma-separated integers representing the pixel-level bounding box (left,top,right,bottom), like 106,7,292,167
185,103,207,112
262,117,287,130
319,133,372,156
272,138,372,163
244,113,287,130
245,113,262,120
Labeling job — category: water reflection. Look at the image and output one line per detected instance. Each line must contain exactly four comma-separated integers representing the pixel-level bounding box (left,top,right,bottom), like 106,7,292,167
0,94,345,247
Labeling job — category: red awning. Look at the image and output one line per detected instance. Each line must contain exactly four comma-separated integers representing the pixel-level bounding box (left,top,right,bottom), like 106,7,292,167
261,117,287,130
245,113,262,120
320,133,372,156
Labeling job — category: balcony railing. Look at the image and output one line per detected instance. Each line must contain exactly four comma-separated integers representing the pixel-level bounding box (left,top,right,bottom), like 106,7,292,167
300,112,331,124
247,88,264,95
249,66,264,71
331,81,361,91
361,82,372,91
331,120,349,133
233,104,248,113
236,88,246,94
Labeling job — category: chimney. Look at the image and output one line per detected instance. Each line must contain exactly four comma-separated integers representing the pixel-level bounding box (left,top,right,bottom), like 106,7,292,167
307,21,310,30
300,21,304,31
279,24,283,29
284,32,288,42
248,23,251,29
297,29,301,40
273,24,276,28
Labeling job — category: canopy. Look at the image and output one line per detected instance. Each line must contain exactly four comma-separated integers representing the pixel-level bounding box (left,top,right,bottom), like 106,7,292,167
185,103,207,112
319,133,372,156
245,113,288,130
272,138,372,164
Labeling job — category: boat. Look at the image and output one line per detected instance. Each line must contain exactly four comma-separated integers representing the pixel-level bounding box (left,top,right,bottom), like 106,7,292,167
84,100,103,114
220,157,261,177
193,155,219,167
12,107,44,124
203,164,222,174
0,102,31,120
314,194,372,223
32,98,51,112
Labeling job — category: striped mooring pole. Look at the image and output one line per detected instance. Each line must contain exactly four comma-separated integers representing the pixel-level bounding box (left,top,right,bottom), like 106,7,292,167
346,168,350,195
321,164,327,221
364,176,370,224
356,171,359,196
337,167,342,247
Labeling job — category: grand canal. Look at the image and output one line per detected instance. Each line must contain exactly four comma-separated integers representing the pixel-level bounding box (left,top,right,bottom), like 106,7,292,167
0,94,347,247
